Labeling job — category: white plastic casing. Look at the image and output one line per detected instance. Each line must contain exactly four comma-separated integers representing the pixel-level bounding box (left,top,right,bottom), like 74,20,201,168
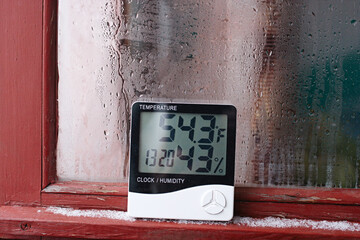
128,184,234,221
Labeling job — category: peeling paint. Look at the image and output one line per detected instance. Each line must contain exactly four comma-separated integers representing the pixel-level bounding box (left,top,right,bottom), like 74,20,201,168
325,198,342,202
42,184,122,194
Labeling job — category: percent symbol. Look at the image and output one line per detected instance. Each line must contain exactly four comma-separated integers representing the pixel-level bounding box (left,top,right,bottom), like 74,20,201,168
214,157,224,173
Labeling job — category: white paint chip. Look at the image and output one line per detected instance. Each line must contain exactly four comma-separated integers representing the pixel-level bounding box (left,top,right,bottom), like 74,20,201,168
45,207,360,232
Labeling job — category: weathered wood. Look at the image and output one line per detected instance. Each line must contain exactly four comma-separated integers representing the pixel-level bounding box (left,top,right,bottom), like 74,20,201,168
43,181,360,205
0,0,43,205
2,1,360,239
236,202,360,222
1,206,360,240
41,192,127,211
41,182,360,221
41,191,360,222
42,181,128,196
235,187,360,205
42,0,58,189
41,182,127,210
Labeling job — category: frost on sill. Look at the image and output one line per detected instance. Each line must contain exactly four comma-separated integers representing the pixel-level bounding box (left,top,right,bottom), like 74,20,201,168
234,217,360,232
45,207,360,232
45,207,135,222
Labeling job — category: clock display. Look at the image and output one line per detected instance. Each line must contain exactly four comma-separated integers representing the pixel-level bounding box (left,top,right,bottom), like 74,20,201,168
139,112,227,175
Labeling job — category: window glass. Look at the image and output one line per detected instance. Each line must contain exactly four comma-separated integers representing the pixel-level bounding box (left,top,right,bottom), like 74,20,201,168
57,0,360,187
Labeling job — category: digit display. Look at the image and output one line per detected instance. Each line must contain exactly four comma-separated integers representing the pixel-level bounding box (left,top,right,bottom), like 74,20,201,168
139,112,228,175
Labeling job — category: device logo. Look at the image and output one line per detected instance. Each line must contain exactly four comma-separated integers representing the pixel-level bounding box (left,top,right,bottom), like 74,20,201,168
201,190,227,215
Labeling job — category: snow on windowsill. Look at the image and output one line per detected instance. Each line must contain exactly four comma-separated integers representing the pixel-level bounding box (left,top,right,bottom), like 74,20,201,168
45,207,360,232
45,207,135,222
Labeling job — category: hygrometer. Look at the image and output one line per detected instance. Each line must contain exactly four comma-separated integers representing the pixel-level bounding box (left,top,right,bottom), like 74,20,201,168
128,102,236,221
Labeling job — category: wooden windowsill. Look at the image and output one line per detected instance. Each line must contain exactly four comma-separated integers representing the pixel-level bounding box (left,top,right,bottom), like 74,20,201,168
1,205,360,239
40,181,360,222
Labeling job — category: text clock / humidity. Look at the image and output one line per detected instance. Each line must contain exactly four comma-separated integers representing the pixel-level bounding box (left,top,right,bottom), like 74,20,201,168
128,102,236,221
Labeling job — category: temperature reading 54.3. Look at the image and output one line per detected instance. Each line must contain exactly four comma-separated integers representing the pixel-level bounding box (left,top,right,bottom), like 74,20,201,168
139,112,228,176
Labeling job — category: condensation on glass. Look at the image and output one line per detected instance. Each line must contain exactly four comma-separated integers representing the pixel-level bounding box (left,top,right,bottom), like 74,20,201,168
57,0,360,187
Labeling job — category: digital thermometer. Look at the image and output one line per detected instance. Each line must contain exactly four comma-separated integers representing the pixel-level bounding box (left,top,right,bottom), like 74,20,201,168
128,102,236,221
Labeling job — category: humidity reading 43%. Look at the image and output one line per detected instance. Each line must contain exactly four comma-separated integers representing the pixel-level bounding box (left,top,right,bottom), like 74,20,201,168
139,112,228,176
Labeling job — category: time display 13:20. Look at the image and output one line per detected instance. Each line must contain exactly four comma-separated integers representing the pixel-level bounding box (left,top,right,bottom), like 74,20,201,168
139,112,228,176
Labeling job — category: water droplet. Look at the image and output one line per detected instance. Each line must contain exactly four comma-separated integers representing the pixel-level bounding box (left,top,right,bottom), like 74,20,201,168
309,109,315,117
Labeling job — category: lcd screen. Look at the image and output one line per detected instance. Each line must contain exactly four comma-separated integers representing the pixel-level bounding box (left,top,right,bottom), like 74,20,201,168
138,112,228,175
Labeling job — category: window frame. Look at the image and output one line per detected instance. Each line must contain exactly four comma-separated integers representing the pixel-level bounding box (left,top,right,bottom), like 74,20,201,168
1,0,360,238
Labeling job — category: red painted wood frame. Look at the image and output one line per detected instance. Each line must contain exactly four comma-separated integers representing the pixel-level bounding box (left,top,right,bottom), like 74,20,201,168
1,0,360,239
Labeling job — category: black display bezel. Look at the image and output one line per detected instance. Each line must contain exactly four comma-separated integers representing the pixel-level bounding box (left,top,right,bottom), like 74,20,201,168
129,102,236,194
